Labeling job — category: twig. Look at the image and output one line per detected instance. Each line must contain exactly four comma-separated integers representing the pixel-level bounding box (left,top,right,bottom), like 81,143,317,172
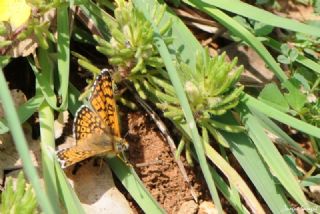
135,159,163,168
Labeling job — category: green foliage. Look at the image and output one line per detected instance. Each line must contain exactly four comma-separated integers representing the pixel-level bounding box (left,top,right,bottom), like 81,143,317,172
301,100,320,127
259,74,320,127
274,41,320,127
233,16,274,38
1,0,66,51
282,78,307,112
293,21,320,59
259,83,290,112
94,0,172,78
0,172,38,214
315,0,320,14
162,50,244,123
277,44,299,65
1,0,320,213
138,49,246,148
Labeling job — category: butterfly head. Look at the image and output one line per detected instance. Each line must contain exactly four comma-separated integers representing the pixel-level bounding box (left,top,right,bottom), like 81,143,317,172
114,137,129,152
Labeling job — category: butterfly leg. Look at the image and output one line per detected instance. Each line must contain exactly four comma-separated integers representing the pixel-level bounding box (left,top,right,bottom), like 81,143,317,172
116,153,132,167
71,163,82,175
71,159,92,175
92,157,107,174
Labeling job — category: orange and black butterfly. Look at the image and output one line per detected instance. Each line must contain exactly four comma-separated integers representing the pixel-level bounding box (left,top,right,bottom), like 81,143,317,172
56,69,128,168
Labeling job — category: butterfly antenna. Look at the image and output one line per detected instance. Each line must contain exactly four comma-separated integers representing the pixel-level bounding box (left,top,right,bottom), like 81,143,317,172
123,131,129,139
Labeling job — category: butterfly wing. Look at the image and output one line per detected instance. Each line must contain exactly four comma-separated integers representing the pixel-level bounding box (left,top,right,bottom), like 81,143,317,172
56,133,114,168
89,69,121,137
58,69,124,169
73,105,105,142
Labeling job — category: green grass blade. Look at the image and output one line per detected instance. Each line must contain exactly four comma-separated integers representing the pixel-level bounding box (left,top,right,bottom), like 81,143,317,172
108,158,166,214
68,83,85,113
48,85,85,213
28,52,58,110
152,1,203,67
0,68,55,214
243,94,320,139
204,143,265,213
238,103,309,209
153,1,204,66
184,0,288,83
178,122,263,213
38,100,59,211
0,94,44,134
56,4,70,110
134,0,222,211
224,131,292,213
78,0,115,39
185,0,320,37
253,110,316,166
210,171,249,214
54,163,86,214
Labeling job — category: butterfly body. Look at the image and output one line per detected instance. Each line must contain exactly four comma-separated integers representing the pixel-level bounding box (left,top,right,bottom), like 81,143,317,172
56,69,128,169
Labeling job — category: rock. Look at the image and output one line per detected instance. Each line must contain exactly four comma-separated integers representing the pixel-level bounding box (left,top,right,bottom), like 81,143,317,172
310,185,320,203
65,161,133,214
198,201,219,214
54,111,69,139
178,200,198,214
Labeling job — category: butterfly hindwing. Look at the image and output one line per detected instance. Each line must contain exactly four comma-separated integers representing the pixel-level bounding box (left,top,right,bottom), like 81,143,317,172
56,145,113,168
56,132,119,168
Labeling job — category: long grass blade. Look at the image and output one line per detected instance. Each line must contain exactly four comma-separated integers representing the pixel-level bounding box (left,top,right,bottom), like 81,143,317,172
57,4,70,110
243,94,320,139
0,68,55,214
185,0,320,37
54,163,86,214
239,103,309,209
28,51,58,110
38,100,59,210
224,131,292,213
0,94,44,134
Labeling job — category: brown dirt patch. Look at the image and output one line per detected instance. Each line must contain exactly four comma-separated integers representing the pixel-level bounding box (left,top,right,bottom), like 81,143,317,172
124,111,206,213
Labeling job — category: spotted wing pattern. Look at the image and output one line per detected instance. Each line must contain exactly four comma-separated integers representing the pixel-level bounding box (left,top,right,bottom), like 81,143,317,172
56,69,124,168
89,69,121,137
56,146,107,168
56,134,114,168
73,106,105,142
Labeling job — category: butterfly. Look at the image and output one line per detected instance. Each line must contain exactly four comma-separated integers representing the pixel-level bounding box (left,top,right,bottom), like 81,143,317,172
56,69,128,168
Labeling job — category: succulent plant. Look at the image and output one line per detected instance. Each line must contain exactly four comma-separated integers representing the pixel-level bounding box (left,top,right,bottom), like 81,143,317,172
94,0,172,79
0,171,38,214
157,50,244,125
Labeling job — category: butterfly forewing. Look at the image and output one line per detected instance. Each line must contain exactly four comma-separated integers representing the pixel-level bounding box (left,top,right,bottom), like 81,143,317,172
89,69,121,137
